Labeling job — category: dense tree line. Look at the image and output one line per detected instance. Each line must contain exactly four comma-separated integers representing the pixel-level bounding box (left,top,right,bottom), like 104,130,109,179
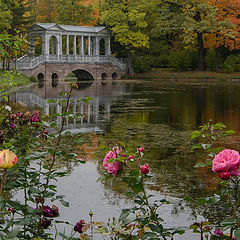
1,0,240,73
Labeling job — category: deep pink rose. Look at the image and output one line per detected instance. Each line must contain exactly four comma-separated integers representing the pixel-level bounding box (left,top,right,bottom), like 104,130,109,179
219,172,230,180
128,155,134,160
141,164,149,174
212,149,240,174
138,147,145,153
103,149,122,176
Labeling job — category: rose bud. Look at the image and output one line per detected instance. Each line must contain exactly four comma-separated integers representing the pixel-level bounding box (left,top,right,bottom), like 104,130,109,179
138,147,145,153
128,155,134,161
219,172,230,180
141,164,149,174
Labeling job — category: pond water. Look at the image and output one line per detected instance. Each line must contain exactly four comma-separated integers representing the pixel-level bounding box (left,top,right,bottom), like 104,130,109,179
8,79,240,239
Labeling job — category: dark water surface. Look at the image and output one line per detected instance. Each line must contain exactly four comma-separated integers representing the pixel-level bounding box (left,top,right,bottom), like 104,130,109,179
9,79,240,239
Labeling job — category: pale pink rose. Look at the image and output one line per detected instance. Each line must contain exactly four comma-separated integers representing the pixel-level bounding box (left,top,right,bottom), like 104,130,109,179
0,149,18,169
103,149,122,176
212,149,240,173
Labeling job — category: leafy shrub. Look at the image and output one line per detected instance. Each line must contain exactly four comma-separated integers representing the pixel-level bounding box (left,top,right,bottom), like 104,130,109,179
206,49,216,70
133,56,151,73
224,54,238,73
168,49,198,70
29,75,37,82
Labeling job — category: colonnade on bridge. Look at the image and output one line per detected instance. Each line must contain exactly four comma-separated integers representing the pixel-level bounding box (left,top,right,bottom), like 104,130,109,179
29,23,111,61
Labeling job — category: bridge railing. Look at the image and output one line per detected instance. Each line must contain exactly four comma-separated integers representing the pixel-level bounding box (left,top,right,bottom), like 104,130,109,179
11,54,128,71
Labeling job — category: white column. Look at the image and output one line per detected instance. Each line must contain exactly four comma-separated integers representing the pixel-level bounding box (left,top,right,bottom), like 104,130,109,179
96,37,99,56
66,35,69,55
88,36,91,55
107,37,111,55
73,35,77,56
81,36,84,55
45,35,49,60
59,35,62,58
41,36,45,56
29,36,35,56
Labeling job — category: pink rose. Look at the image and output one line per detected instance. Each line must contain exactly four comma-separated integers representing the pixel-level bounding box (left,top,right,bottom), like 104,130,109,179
138,147,145,153
212,149,240,174
103,149,122,176
219,172,230,180
0,150,18,169
141,164,149,174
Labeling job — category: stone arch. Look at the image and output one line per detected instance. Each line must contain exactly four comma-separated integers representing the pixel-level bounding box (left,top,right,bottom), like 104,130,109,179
72,69,94,81
99,38,106,55
112,72,118,80
37,73,44,88
49,36,57,55
51,73,58,87
37,73,44,81
101,73,107,80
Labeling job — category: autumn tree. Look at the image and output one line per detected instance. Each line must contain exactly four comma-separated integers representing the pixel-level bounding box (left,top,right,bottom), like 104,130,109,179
54,0,94,26
205,0,240,70
99,0,152,75
35,0,56,23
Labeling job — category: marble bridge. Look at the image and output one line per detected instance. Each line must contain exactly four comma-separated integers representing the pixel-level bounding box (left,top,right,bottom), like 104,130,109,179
14,23,128,82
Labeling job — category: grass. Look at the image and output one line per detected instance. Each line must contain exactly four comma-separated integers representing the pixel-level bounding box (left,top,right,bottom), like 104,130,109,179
0,70,31,90
130,69,240,81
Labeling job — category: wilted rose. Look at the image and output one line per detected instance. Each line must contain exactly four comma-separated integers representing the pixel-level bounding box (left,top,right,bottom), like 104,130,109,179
0,150,18,169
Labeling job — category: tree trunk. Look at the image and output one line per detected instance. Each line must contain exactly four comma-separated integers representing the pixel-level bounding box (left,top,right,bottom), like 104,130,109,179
197,32,206,71
128,54,134,76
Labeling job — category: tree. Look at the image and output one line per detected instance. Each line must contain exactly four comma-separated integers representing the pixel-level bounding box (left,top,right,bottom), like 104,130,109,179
98,0,151,75
153,0,234,71
205,0,240,70
0,0,14,32
35,0,56,23
54,0,94,26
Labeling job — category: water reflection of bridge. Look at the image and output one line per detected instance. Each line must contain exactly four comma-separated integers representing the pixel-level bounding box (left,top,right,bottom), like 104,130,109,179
9,81,131,132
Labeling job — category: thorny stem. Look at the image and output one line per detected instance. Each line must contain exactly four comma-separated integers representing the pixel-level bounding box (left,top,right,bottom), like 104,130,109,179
0,169,6,195
42,86,73,198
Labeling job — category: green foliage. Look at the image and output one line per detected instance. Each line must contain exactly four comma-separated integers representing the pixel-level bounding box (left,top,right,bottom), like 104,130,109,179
168,49,198,70
99,0,150,52
206,49,217,70
133,56,151,73
29,75,37,82
224,54,238,73
191,121,235,168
